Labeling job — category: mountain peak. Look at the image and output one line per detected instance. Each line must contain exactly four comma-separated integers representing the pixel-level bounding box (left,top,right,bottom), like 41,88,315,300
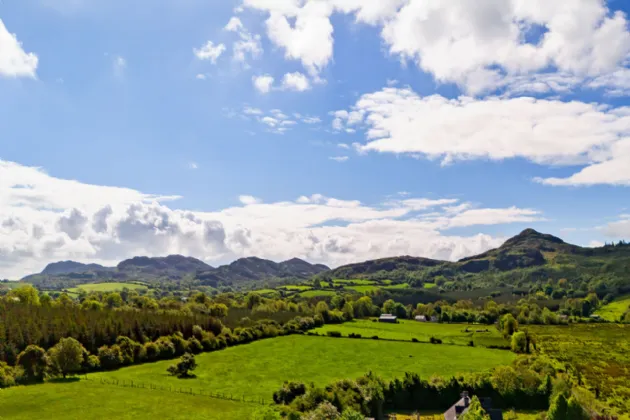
503,228,565,248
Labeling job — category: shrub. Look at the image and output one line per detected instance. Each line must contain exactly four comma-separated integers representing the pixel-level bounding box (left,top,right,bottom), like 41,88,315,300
429,337,442,344
348,333,362,339
144,342,160,361
327,331,342,338
468,340,475,347
371,336,379,340
167,353,197,378
97,345,124,370
411,338,419,343
273,381,307,405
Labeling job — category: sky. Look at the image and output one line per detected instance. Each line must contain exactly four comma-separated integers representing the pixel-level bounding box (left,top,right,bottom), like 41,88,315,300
1,0,630,278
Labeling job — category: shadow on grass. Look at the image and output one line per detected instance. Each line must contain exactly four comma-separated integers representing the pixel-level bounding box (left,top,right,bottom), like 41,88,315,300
48,377,81,384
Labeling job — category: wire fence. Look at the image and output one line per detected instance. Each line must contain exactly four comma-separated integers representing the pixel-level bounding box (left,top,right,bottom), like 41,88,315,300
84,376,269,406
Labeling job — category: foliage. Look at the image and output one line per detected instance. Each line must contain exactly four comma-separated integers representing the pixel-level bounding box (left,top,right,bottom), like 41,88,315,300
460,396,490,420
16,345,49,382
511,332,527,353
167,352,197,378
48,338,86,378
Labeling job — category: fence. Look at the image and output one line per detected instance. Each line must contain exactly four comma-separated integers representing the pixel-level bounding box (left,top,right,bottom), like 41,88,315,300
85,376,269,406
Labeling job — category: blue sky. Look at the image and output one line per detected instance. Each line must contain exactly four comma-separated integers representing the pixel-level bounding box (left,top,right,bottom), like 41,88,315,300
1,0,630,277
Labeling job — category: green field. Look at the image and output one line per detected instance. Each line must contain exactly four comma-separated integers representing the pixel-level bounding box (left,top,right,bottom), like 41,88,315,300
345,285,380,293
594,295,630,321
332,279,376,285
312,319,509,348
383,283,410,290
299,290,337,298
88,335,514,401
250,289,278,295
0,380,257,419
67,282,148,293
423,283,437,289
281,285,312,291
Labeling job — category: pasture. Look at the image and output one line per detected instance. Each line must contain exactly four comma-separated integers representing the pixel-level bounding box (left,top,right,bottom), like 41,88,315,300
88,335,515,401
312,319,510,348
594,294,630,321
67,282,148,293
299,290,337,298
0,380,256,419
281,285,312,291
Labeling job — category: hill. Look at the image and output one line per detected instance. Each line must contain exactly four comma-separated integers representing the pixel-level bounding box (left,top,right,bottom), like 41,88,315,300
328,229,630,298
22,255,329,291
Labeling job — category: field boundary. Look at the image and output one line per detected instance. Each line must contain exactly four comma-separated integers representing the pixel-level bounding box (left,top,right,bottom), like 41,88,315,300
85,376,270,406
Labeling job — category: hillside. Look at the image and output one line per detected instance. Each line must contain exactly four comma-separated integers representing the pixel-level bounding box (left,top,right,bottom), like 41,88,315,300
329,229,630,297
22,255,329,290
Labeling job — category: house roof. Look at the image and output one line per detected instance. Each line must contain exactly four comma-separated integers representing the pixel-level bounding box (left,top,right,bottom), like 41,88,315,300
379,314,397,319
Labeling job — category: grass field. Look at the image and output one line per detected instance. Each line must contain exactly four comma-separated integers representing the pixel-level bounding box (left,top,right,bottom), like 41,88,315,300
594,295,630,321
88,335,514,401
311,319,509,348
345,285,381,293
384,283,411,290
333,279,376,285
0,380,257,419
299,290,337,298
423,283,437,289
281,285,312,291
250,289,278,295
67,282,148,293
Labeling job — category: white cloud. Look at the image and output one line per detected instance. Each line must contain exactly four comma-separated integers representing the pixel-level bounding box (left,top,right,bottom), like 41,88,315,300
337,143,350,149
0,160,547,278
601,216,630,239
188,162,199,170
244,106,263,115
281,72,311,91
337,87,630,186
589,240,605,247
193,41,226,63
252,74,274,93
196,74,207,80
243,0,630,94
0,19,38,78
225,16,263,64
329,156,349,162
302,116,322,124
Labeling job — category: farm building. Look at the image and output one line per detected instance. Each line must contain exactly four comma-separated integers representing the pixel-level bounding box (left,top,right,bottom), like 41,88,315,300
379,314,397,323
415,315,428,322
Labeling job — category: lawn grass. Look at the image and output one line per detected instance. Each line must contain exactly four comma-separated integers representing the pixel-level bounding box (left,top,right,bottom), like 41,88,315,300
88,335,514,401
312,319,509,348
299,290,337,298
383,283,410,290
594,294,630,321
423,283,437,289
0,380,257,420
67,282,148,293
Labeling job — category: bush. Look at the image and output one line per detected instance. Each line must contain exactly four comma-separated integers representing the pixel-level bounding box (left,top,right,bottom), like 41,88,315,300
371,336,379,340
468,340,475,347
429,337,442,344
97,345,124,370
327,331,342,338
273,381,307,405
167,353,197,378
348,333,362,339
411,338,419,343
0,361,21,388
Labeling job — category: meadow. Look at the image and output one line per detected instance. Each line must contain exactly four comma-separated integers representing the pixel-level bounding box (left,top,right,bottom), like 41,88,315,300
0,380,257,420
311,319,510,348
88,335,515,401
529,323,630,416
298,290,337,297
67,282,148,293
594,294,630,321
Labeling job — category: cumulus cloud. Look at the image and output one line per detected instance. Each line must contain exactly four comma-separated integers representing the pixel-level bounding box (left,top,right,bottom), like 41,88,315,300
242,0,630,94
0,19,38,78
336,87,630,186
0,160,547,278
252,74,274,93
193,41,226,63
282,72,311,91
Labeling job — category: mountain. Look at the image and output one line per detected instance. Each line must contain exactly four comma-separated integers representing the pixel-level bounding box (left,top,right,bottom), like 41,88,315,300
41,261,113,275
22,254,329,290
196,257,329,286
117,255,213,278
329,229,630,295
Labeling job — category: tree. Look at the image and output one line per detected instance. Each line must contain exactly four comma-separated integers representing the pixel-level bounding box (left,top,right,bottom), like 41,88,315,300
510,331,527,353
48,338,85,378
383,299,396,315
501,313,518,336
566,396,589,420
167,352,197,378
339,409,364,420
8,285,40,305
16,345,48,382
460,396,490,420
547,393,569,420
